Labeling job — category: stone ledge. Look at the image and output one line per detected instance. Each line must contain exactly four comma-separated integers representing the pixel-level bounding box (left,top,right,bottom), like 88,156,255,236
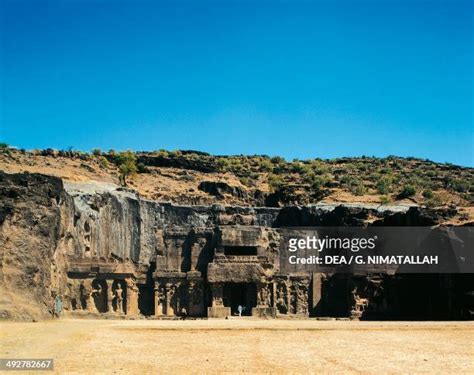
207,306,231,318
252,307,277,318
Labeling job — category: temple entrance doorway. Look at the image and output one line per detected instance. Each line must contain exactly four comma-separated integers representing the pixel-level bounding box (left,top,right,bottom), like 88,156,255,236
223,283,257,316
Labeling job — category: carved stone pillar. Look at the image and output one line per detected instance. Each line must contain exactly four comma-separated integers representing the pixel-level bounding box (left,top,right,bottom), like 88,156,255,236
211,282,224,307
85,280,97,313
311,273,323,316
275,280,289,315
154,283,164,317
295,281,309,316
207,282,230,318
86,290,96,312
285,280,290,313
187,280,204,317
106,280,114,313
165,283,174,316
257,282,270,307
125,278,139,316
188,281,194,313
253,282,277,318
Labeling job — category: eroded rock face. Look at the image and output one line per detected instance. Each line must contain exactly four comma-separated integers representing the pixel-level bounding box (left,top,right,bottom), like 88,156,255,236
0,172,71,320
0,172,472,321
198,181,248,200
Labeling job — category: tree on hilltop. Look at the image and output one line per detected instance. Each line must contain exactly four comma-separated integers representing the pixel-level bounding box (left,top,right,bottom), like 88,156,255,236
117,150,137,186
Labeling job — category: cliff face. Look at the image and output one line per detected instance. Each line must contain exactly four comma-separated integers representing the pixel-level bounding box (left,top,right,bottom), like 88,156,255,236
0,172,280,319
0,171,471,320
0,172,71,319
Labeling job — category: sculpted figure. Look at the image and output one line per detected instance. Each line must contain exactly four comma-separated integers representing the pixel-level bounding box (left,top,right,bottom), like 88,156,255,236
276,283,288,314
212,285,223,306
156,285,166,315
92,284,102,297
167,284,176,302
289,285,297,314
86,288,96,312
166,284,177,316
259,284,270,306
115,284,124,313
213,294,223,306
90,284,102,312
296,284,308,314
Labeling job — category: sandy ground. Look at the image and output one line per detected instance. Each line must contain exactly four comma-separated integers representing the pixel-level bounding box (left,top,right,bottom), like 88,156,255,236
1,319,473,374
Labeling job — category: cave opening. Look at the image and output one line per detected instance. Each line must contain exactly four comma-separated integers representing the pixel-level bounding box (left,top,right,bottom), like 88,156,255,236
224,246,258,256
138,262,156,316
223,283,257,315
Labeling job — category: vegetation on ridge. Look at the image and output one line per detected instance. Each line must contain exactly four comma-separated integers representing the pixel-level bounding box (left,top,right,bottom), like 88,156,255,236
0,145,473,208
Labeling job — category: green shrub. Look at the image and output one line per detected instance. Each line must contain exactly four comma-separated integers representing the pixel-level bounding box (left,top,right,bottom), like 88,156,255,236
353,182,366,196
376,176,393,194
379,167,391,174
117,150,137,186
91,148,101,156
399,184,416,198
451,180,469,193
340,175,355,186
137,162,147,173
259,159,274,172
268,173,284,192
0,142,9,149
216,158,231,172
240,177,254,187
167,150,181,157
98,156,109,169
380,196,390,205
270,156,285,164
310,176,328,191
422,189,434,199
425,195,443,208
291,162,310,174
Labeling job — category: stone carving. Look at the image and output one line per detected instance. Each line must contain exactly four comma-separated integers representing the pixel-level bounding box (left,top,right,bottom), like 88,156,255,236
114,284,124,314
79,281,97,313
350,287,369,319
83,221,92,255
165,283,177,316
91,283,103,312
276,281,288,314
296,283,308,315
86,289,96,312
258,284,271,307
107,281,114,312
155,284,166,316
192,283,203,305
92,284,102,297
211,283,224,307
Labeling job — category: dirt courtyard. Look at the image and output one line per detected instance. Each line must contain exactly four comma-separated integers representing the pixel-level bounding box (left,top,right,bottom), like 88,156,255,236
0,319,473,374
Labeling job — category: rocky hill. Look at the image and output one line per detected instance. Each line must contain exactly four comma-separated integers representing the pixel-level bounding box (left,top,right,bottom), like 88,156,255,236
0,147,473,321
1,147,472,215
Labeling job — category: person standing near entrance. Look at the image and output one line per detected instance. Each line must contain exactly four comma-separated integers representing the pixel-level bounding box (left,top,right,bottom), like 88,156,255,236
237,305,243,317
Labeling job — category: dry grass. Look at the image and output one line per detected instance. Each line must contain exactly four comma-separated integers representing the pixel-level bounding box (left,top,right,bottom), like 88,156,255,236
1,319,473,374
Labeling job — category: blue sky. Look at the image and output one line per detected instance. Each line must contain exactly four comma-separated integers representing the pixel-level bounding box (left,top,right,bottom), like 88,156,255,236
0,0,472,166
